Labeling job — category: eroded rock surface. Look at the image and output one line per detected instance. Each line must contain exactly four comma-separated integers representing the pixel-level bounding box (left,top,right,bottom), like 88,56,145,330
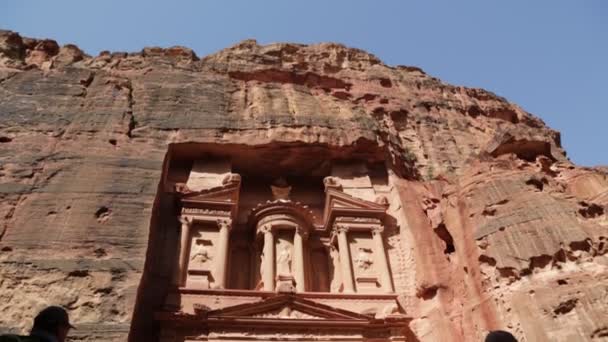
1,30,606,341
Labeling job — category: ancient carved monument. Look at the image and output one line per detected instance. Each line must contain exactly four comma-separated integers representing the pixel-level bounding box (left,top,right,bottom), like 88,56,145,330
155,157,410,341
1,30,607,341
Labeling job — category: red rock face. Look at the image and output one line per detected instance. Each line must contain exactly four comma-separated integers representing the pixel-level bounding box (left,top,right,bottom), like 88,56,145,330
0,30,606,341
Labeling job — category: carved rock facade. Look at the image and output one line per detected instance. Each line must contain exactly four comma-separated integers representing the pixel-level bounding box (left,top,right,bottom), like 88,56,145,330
0,30,607,341
155,155,409,341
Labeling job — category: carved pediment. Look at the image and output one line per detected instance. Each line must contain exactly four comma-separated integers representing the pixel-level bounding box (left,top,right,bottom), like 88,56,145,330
323,189,387,229
179,178,241,219
207,295,371,321
181,182,240,203
250,306,322,319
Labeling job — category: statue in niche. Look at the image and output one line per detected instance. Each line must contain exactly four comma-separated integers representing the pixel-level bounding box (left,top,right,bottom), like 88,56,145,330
257,249,266,289
271,177,291,201
277,244,292,276
190,238,213,268
329,246,342,293
355,247,374,272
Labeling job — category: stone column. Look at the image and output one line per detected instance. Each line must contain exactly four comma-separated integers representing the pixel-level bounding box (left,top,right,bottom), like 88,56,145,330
214,219,232,289
293,227,307,292
176,216,192,286
372,226,394,293
261,225,275,291
336,225,355,293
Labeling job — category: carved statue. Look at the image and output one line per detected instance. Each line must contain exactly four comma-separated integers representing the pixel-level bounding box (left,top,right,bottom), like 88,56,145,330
259,249,266,283
329,246,342,293
277,245,292,276
354,247,373,272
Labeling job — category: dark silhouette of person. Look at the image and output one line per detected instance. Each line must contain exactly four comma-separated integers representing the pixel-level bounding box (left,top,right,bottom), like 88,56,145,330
485,330,518,342
0,306,74,342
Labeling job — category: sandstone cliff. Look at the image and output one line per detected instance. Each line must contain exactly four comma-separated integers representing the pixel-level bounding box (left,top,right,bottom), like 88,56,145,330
1,30,607,341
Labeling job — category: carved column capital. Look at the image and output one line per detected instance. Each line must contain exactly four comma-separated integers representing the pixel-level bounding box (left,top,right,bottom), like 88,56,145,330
372,225,385,236
334,224,350,234
179,215,193,227
295,226,309,240
259,224,273,234
217,218,232,231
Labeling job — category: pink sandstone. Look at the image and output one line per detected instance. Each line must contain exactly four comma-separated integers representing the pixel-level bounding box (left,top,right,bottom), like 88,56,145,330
0,30,607,341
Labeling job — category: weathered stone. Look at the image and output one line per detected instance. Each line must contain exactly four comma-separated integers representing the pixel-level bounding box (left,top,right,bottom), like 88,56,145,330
0,30,605,342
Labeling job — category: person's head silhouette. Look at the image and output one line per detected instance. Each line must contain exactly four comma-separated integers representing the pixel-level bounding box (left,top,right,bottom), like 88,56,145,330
30,306,75,342
485,330,517,342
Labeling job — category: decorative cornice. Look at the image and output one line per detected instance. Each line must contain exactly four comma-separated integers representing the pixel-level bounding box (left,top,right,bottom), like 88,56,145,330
181,207,231,217
248,200,316,235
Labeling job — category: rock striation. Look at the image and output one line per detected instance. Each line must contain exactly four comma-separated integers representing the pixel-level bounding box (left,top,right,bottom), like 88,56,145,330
0,29,606,341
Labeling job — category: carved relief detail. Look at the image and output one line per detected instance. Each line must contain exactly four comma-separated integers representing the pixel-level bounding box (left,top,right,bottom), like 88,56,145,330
179,215,193,226
323,176,342,190
334,224,350,234
259,224,273,234
329,246,343,293
181,208,231,216
295,226,309,239
372,225,385,235
252,307,320,319
374,195,389,206
271,178,292,201
277,244,292,276
354,247,374,271
334,216,382,224
190,237,213,267
217,218,232,231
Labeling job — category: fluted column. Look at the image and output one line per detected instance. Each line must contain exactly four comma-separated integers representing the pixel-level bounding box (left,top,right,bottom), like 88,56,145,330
372,226,394,293
214,219,232,289
293,227,307,292
336,225,355,293
262,225,275,291
176,216,192,286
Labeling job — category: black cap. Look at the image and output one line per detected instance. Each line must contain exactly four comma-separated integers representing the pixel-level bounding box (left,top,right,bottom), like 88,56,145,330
33,306,75,330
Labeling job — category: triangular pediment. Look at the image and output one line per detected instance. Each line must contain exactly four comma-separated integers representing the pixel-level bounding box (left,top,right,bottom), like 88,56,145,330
207,295,371,321
250,305,323,319
181,181,240,205
323,189,387,226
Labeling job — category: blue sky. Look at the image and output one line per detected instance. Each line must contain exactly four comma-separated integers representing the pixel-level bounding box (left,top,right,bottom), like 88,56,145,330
1,1,606,166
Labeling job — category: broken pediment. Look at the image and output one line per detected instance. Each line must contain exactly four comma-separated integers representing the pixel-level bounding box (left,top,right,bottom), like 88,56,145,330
323,189,388,228
179,175,242,219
